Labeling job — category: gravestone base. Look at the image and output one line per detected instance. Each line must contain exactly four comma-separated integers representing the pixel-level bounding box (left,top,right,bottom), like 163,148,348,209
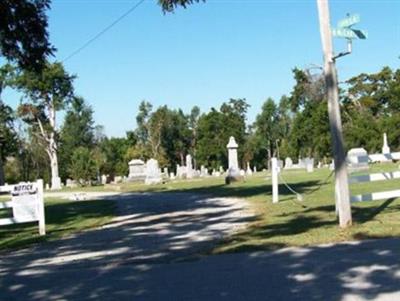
225,173,244,185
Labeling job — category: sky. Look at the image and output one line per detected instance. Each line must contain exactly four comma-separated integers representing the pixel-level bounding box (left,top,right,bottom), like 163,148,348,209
3,0,400,137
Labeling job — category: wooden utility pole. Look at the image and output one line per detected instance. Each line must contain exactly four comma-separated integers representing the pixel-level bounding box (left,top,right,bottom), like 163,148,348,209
317,0,352,227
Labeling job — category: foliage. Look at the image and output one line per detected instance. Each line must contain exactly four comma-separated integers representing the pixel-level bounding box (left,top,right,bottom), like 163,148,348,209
59,97,95,179
158,0,204,12
69,147,97,185
0,0,54,71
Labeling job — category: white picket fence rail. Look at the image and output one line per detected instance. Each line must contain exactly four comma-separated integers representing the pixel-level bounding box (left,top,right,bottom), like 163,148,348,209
0,180,46,235
349,152,400,203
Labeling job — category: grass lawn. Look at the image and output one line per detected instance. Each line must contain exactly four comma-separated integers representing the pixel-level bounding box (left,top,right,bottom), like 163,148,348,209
115,162,400,253
0,197,116,251
1,162,399,253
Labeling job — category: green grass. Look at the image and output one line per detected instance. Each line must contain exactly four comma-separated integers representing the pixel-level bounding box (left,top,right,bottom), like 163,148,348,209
109,163,400,253
2,162,399,253
0,197,116,251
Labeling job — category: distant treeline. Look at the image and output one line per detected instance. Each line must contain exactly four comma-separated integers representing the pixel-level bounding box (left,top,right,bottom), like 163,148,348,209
1,64,399,185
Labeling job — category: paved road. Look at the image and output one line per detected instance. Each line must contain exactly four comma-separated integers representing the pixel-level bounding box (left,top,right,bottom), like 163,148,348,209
1,192,399,300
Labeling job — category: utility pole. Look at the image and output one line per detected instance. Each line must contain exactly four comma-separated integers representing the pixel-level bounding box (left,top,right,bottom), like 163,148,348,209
317,0,352,227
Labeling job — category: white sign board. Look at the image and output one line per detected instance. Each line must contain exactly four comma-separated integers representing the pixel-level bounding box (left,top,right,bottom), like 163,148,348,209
0,180,45,235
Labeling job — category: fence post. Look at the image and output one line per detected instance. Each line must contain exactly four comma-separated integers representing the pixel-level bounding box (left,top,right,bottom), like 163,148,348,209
37,179,46,236
272,157,279,203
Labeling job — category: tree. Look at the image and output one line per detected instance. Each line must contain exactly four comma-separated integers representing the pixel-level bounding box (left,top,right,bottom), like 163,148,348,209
0,64,18,185
59,97,95,180
0,101,17,185
69,147,97,185
14,62,75,189
158,0,204,12
0,0,54,71
253,98,280,167
287,68,330,160
99,137,130,177
197,99,249,169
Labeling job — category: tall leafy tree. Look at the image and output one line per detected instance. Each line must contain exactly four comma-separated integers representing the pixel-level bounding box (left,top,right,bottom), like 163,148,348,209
197,99,249,169
0,101,17,185
59,97,95,180
0,64,18,185
253,98,280,167
0,0,54,71
14,62,75,189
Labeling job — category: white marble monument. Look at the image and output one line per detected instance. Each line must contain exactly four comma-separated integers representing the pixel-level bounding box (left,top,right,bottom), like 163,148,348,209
128,159,146,182
145,159,162,185
226,136,242,183
382,133,390,154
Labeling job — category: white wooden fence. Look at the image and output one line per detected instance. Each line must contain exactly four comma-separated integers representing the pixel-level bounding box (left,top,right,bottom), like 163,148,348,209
348,152,400,203
0,180,45,235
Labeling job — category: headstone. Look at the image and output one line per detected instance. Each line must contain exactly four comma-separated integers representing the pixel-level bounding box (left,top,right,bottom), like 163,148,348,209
200,165,208,177
163,167,169,177
329,161,335,171
240,169,246,176
382,133,390,154
170,172,176,180
66,179,77,188
298,158,306,169
186,154,194,179
225,136,242,183
317,161,323,169
219,166,224,174
114,176,123,184
128,159,146,182
278,160,284,169
347,148,369,172
45,183,50,190
51,176,61,190
145,159,162,185
246,162,253,176
284,157,293,169
101,174,107,185
305,158,314,173
253,166,257,173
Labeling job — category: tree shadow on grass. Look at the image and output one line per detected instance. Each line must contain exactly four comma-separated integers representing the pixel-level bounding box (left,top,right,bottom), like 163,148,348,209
0,199,116,250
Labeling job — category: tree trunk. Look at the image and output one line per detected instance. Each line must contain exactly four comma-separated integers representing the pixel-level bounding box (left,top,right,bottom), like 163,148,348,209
0,157,5,186
48,102,61,190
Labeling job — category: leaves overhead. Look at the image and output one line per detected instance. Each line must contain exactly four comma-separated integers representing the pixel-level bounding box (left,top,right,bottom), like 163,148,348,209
158,0,205,12
0,0,54,72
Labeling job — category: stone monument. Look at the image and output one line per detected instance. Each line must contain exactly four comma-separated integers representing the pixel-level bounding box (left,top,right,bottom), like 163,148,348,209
186,154,194,179
225,136,242,184
145,159,162,185
128,159,146,182
347,148,369,173
382,133,390,154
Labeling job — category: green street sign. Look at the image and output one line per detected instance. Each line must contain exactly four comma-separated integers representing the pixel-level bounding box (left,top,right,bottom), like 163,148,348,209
332,28,368,40
337,14,360,29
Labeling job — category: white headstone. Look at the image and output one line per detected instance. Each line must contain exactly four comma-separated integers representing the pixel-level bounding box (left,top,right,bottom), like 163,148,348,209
305,158,314,173
347,148,369,172
101,174,107,185
382,133,391,154
246,162,253,175
186,154,193,179
51,176,61,190
145,159,162,185
128,159,146,181
226,136,240,178
284,157,293,169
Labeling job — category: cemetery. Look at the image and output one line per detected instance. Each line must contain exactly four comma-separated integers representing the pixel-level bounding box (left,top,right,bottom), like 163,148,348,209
1,0,400,300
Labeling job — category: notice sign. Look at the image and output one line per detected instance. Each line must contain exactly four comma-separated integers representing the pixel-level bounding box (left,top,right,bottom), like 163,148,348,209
12,183,39,223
